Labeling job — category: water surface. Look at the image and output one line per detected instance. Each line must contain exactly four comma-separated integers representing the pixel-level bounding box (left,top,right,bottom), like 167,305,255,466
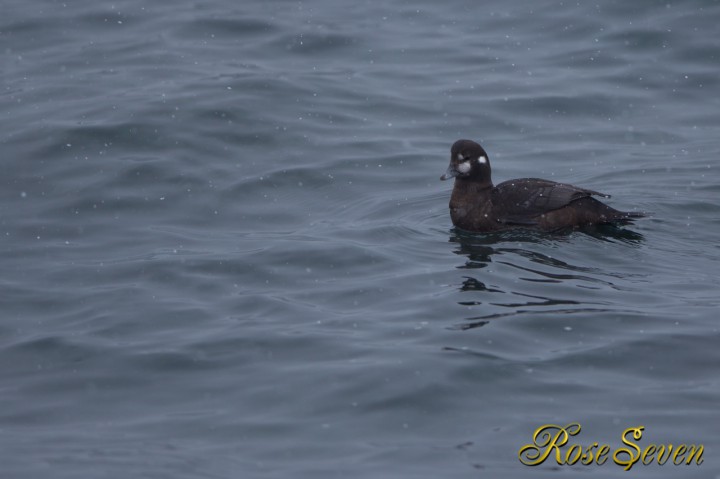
2,0,719,477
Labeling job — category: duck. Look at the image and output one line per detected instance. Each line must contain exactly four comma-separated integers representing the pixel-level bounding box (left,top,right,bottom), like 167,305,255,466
440,139,646,232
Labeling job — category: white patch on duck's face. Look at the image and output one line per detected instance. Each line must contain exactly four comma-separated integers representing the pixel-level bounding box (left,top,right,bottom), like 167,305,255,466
456,161,472,174
478,155,487,164
456,153,464,161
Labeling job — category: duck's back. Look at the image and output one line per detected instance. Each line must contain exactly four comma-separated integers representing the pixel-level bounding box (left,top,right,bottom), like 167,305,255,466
492,178,607,218
490,178,639,230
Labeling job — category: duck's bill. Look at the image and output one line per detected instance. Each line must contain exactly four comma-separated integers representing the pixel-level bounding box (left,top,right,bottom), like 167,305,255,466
440,164,458,181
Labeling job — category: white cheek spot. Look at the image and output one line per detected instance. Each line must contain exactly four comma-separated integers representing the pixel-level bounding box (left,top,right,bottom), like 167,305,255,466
457,161,471,174
457,153,464,161
478,156,487,164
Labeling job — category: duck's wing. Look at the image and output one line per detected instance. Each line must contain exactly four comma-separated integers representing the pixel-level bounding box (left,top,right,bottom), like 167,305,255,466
492,178,610,225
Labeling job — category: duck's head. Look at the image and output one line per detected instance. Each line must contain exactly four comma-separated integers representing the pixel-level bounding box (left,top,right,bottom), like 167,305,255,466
440,139,491,183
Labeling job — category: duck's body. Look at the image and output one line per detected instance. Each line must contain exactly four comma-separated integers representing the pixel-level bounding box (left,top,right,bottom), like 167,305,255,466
441,140,645,232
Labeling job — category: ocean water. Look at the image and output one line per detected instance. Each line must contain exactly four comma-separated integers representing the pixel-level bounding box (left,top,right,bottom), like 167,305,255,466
2,0,720,477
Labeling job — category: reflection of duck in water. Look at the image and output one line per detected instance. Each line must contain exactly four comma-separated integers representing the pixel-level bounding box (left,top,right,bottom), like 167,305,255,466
441,139,647,233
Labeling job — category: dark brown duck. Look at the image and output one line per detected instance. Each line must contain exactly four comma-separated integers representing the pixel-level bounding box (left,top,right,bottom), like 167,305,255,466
440,139,646,232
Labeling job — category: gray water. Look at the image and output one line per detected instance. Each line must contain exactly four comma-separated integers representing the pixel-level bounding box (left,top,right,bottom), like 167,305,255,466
2,0,720,477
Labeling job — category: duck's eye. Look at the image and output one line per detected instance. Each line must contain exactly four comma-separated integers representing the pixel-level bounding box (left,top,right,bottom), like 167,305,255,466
456,153,469,161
